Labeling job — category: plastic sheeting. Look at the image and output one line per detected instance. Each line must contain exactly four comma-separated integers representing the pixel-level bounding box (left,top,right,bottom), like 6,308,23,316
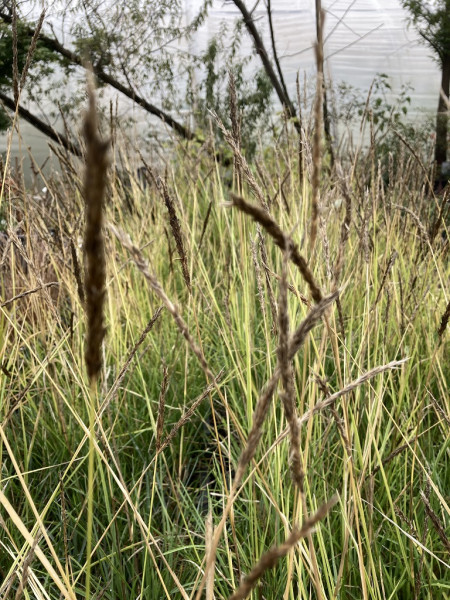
185,0,441,113
1,0,443,175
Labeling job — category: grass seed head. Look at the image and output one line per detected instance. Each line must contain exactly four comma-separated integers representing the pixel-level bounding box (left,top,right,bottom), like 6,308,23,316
83,73,109,383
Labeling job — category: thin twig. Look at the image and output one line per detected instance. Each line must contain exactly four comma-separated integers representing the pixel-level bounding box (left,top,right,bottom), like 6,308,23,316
1,282,59,308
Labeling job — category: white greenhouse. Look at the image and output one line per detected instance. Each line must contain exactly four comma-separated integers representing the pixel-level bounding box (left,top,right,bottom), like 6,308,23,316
184,0,440,111
1,0,443,172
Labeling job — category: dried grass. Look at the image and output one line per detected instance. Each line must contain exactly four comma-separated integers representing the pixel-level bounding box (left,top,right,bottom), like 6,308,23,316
437,299,450,338
109,224,214,382
236,291,338,487
156,364,169,451
229,496,337,600
230,194,322,302
158,177,191,291
277,240,304,490
0,222,62,322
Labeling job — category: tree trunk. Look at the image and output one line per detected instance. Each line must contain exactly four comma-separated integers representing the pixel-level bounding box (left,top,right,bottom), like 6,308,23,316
435,54,450,166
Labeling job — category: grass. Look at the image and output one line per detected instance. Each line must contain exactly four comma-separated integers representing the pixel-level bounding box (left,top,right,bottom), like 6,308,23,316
0,101,448,600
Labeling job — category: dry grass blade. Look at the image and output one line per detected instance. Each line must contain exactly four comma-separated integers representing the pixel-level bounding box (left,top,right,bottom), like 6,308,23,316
157,370,224,455
420,491,450,553
332,185,352,286
15,532,41,600
2,226,61,320
159,178,191,291
194,292,337,600
368,502,450,568
367,435,419,478
361,189,370,263
392,203,430,244
287,291,338,360
319,212,332,280
83,73,109,383
237,291,338,486
251,237,267,322
392,128,435,191
415,476,431,599
99,307,163,417
315,375,351,457
300,359,408,421
18,9,46,93
211,112,266,207
228,70,242,188
273,359,409,448
228,496,338,600
428,191,448,245
0,281,59,308
59,476,71,587
0,572,15,600
427,389,450,427
372,250,398,309
437,299,450,338
310,33,324,253
277,240,304,490
156,365,169,450
259,261,309,305
109,224,214,381
258,228,279,333
12,0,19,105
0,489,75,600
230,194,322,302
198,201,212,252
205,511,214,600
69,237,85,305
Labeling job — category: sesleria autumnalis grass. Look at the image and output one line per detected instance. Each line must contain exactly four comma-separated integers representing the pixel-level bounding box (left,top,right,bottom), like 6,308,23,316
0,81,448,599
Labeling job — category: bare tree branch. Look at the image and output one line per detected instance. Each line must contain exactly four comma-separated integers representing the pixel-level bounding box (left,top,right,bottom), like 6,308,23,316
0,10,196,142
265,0,289,102
229,0,300,131
0,90,82,156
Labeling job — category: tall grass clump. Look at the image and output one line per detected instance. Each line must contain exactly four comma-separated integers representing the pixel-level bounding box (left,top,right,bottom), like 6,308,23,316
0,81,448,600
